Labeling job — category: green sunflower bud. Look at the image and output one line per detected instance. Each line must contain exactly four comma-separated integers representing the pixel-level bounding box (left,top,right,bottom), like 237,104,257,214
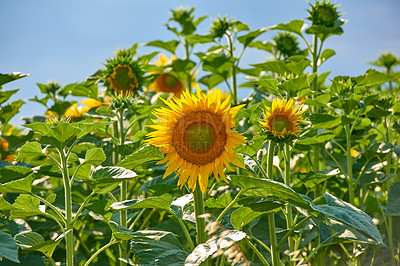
273,32,301,58
307,0,341,28
210,16,232,38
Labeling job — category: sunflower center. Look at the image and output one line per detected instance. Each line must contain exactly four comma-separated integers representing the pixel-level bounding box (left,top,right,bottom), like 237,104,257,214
110,65,138,91
161,74,180,91
183,122,215,153
272,117,291,134
172,111,227,165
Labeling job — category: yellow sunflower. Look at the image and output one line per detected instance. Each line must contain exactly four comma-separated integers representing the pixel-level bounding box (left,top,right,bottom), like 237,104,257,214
147,54,185,97
146,86,246,193
260,97,304,140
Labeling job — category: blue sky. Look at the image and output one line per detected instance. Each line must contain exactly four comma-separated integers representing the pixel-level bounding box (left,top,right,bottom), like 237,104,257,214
1,0,399,126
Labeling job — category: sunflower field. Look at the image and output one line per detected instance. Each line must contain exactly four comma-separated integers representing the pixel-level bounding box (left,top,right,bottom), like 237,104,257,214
1,1,400,266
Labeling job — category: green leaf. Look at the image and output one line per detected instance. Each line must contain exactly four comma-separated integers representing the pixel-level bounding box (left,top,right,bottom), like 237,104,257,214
185,34,214,44
320,48,336,65
247,40,273,52
130,229,188,265
49,101,73,116
202,53,235,79
313,193,383,244
252,59,310,76
86,166,137,193
229,175,324,220
354,69,392,87
74,119,112,139
61,81,98,99
0,195,13,211
198,74,225,88
0,100,24,124
271,19,305,35
0,174,34,194
185,230,247,265
304,94,331,106
0,231,19,263
146,40,180,54
205,193,240,209
292,169,339,190
82,148,106,167
237,28,268,47
15,231,63,258
23,123,51,135
310,114,341,129
40,121,81,150
385,182,400,216
10,194,42,220
139,174,178,196
118,145,164,169
298,133,335,146
110,196,173,212
0,166,33,184
0,72,29,86
0,89,19,105
231,201,282,230
17,142,48,163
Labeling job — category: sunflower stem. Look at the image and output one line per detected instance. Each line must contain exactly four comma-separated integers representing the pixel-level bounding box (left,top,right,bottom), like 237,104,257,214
216,189,244,224
283,143,295,266
193,185,208,246
266,140,280,266
344,123,354,205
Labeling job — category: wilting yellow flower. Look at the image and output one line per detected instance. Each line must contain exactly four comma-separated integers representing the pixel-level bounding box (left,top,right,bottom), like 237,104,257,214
260,97,304,140
146,86,246,193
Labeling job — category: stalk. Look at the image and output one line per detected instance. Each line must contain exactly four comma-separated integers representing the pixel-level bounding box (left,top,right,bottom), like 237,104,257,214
266,140,280,265
345,123,354,205
117,109,128,265
60,149,74,266
388,216,397,266
283,143,295,266
193,185,207,245
226,33,238,105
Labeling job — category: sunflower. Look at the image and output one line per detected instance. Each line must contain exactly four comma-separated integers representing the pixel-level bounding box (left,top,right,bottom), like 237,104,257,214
147,54,185,97
103,56,144,95
260,97,304,141
146,86,246,193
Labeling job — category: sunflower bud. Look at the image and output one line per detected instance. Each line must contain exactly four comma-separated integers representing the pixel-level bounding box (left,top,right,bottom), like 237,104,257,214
210,16,232,39
273,32,301,59
307,1,341,28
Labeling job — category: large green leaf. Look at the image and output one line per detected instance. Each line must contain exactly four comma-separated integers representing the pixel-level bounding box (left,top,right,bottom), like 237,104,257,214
229,175,323,220
110,196,173,212
82,148,106,167
39,121,81,150
74,119,112,139
270,19,305,35
297,133,335,146
17,142,49,164
61,81,98,99
0,174,34,194
118,145,164,169
385,182,400,216
0,231,19,263
310,114,342,129
292,169,339,190
0,72,29,86
15,231,64,258
0,100,24,124
0,89,19,105
185,230,247,265
86,166,137,193
237,27,268,47
145,40,180,54
0,166,33,184
10,194,42,220
0,196,13,211
231,201,282,230
109,222,188,265
312,193,383,244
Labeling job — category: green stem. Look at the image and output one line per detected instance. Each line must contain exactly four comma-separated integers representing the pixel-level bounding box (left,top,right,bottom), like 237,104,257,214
345,123,354,205
283,144,295,266
70,192,95,226
266,141,280,266
226,33,237,105
128,209,146,230
32,194,67,226
388,216,397,266
60,149,74,266
193,185,208,246
215,189,244,224
245,238,270,266
84,240,119,266
277,216,312,251
169,210,195,251
139,209,156,230
184,39,192,92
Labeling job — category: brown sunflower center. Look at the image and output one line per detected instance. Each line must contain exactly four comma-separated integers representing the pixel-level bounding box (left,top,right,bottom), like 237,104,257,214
272,116,291,134
161,73,181,92
109,65,138,91
172,111,227,165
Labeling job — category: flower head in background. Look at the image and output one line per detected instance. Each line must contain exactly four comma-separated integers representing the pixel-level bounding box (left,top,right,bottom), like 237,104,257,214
146,86,245,193
147,54,185,97
307,0,342,28
260,97,304,142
